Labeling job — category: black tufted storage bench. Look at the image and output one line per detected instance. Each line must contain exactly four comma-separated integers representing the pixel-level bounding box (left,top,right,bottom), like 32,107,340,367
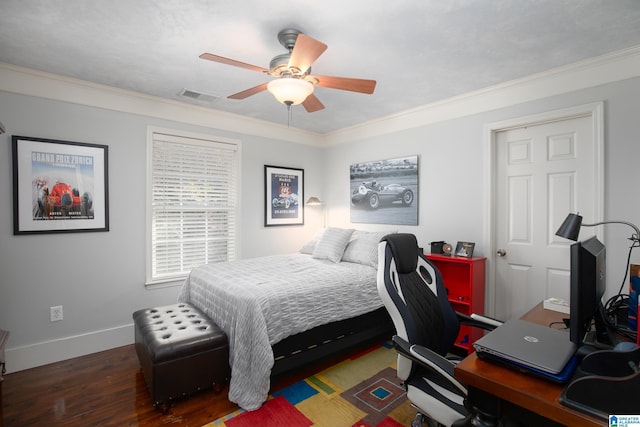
133,303,229,410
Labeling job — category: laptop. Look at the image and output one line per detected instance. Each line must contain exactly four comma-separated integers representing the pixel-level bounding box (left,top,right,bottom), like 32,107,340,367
473,319,578,383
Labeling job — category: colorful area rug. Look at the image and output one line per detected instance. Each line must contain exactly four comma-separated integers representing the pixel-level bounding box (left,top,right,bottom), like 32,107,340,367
205,341,416,427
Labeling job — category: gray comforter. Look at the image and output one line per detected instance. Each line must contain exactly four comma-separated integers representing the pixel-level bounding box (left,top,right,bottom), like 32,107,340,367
177,253,381,410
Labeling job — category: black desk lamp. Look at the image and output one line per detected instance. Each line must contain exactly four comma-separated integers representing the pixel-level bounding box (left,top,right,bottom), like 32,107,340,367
555,213,640,243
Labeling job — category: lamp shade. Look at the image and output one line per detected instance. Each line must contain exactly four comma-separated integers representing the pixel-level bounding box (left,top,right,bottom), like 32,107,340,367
306,196,323,205
267,78,313,105
555,213,583,241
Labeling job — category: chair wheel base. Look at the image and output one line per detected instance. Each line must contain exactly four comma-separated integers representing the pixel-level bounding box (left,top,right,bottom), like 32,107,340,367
411,413,425,427
411,412,440,427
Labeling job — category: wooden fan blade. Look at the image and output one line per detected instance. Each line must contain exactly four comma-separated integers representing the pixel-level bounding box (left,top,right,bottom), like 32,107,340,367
313,75,376,94
302,93,325,113
288,34,327,74
228,82,269,100
200,53,268,73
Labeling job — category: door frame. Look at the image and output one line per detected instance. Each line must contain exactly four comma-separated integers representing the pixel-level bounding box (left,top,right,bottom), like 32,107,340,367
483,102,605,317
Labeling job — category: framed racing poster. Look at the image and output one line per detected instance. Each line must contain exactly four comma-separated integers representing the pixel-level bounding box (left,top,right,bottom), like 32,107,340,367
350,155,419,225
12,135,109,234
265,165,304,226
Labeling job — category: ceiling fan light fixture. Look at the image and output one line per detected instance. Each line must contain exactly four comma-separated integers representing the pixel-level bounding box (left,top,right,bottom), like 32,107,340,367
267,78,313,106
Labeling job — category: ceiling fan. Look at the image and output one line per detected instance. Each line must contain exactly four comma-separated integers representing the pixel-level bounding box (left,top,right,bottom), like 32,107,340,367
199,28,377,112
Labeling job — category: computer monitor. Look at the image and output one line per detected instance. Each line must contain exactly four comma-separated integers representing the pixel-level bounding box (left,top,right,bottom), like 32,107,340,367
569,236,612,348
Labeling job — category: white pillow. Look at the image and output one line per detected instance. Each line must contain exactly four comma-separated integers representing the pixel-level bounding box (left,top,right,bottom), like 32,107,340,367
299,228,326,255
312,227,354,263
343,230,395,267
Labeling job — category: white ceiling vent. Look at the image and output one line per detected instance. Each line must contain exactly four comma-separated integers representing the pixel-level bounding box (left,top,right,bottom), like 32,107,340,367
178,89,219,104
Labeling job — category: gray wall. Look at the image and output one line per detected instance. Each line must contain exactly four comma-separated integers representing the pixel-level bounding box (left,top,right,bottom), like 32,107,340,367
1,71,640,372
0,90,324,370
326,77,640,308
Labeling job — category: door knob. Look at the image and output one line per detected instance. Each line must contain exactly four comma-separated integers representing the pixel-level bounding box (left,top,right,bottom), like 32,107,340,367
497,249,507,257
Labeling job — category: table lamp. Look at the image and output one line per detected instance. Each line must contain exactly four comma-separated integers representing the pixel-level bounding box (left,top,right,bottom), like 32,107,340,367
555,213,640,243
306,196,326,227
305,196,323,206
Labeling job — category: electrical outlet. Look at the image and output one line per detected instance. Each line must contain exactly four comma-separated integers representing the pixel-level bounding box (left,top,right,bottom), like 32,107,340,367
50,305,63,322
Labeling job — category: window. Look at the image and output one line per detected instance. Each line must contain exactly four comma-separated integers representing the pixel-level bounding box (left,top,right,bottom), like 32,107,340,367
146,128,240,286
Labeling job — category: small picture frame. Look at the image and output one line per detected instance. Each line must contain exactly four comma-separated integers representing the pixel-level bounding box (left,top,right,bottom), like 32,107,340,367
455,241,475,258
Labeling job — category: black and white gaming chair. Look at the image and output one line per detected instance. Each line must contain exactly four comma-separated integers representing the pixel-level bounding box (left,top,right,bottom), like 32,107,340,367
377,233,500,427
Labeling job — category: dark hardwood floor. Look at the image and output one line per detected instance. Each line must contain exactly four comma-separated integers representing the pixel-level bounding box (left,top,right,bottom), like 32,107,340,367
0,343,367,427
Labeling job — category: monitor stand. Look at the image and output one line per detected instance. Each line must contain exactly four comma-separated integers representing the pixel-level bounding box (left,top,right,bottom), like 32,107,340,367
583,330,614,349
577,317,617,357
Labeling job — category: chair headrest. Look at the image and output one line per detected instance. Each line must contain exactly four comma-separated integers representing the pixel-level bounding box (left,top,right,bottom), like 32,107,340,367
381,233,420,273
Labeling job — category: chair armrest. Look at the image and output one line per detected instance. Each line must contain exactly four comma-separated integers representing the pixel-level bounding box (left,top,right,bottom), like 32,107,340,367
392,334,413,356
458,312,502,331
392,335,466,394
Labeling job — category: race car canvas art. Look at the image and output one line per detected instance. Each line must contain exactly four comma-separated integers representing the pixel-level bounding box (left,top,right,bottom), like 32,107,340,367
351,181,414,209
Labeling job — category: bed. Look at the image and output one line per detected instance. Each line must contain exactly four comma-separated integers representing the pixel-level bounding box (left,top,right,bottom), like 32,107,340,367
177,228,394,410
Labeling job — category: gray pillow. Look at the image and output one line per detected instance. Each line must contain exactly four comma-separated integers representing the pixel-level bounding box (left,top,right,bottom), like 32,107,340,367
300,228,325,255
343,230,395,267
312,227,354,262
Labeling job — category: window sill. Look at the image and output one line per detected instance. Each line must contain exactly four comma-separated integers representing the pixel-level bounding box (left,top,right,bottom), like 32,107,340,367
144,278,185,290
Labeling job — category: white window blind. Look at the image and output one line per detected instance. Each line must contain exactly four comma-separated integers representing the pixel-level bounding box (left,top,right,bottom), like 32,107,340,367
147,130,239,285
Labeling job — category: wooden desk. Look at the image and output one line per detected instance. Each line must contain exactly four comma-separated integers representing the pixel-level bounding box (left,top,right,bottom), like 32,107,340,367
454,303,605,427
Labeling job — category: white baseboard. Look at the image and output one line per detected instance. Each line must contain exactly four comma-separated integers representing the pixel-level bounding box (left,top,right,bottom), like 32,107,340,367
5,323,134,373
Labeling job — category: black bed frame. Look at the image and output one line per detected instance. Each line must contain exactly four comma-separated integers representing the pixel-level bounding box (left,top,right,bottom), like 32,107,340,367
270,307,394,377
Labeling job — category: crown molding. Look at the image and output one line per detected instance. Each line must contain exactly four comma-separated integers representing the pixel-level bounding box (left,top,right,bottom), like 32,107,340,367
0,62,324,147
323,44,640,146
2,44,640,148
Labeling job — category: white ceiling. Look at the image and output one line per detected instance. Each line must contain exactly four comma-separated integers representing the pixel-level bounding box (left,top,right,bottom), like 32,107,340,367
1,0,640,134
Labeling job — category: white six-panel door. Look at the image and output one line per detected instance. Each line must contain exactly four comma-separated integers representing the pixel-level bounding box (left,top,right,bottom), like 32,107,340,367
488,104,604,321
